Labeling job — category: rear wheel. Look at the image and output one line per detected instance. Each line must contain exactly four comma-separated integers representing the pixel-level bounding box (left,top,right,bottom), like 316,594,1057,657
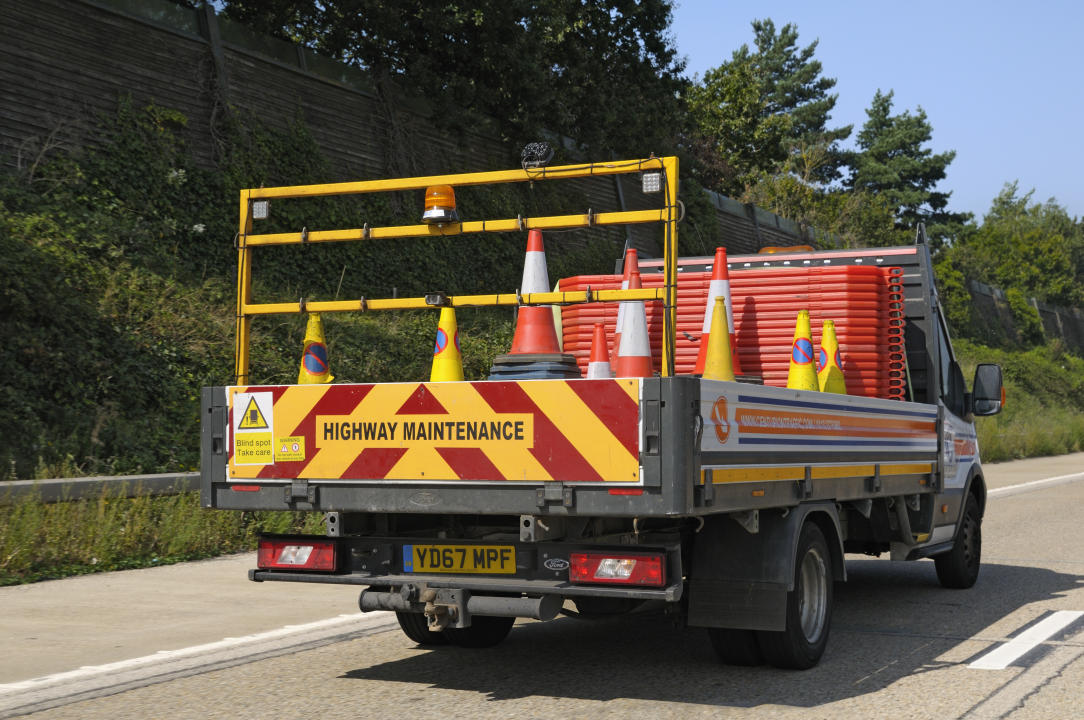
935,494,982,589
443,615,516,648
396,611,448,646
757,522,833,669
708,628,763,666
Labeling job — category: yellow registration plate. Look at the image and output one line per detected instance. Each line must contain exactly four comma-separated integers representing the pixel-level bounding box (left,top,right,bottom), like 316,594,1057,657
403,544,516,574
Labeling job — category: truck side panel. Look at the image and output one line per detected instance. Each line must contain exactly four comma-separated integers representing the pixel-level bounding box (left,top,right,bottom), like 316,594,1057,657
700,379,940,507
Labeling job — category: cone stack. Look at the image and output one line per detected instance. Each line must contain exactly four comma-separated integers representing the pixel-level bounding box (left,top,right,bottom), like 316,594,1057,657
488,229,581,380
611,247,638,365
694,247,741,375
297,313,334,384
701,297,735,381
613,269,653,378
430,307,464,381
509,229,561,354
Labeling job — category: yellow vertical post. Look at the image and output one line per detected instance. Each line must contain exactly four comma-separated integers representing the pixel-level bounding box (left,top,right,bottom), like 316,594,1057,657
234,190,254,385
662,156,679,377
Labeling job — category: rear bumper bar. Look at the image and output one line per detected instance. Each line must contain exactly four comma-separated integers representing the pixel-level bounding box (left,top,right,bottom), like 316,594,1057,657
249,568,683,602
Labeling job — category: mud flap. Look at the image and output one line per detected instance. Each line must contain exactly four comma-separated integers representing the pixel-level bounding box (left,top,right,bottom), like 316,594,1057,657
687,503,844,631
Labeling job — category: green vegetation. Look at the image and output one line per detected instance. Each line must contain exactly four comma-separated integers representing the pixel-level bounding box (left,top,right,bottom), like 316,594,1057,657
214,0,687,158
0,100,619,481
687,19,850,195
955,340,1084,462
843,90,970,247
0,485,323,586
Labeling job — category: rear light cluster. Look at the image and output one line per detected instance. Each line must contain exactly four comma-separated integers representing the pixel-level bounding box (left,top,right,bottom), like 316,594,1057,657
257,538,338,571
569,552,665,587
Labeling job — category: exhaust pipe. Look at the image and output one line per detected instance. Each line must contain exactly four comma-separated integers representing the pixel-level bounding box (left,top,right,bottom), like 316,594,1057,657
359,588,561,621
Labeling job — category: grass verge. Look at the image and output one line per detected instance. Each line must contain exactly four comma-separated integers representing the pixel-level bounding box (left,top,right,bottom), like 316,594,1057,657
0,486,323,586
955,339,1084,462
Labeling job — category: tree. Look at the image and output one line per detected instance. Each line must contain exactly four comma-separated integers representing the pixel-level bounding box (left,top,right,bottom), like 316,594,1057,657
687,19,850,195
739,19,852,182
950,184,1084,307
742,151,904,249
845,90,968,246
217,0,687,158
686,55,792,194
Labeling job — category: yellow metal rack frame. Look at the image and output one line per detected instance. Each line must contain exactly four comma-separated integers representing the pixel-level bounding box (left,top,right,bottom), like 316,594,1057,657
234,156,680,384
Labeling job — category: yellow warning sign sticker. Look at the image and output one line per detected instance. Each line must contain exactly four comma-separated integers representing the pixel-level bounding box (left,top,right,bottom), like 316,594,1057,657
235,432,273,464
238,396,269,430
276,436,305,462
232,391,274,466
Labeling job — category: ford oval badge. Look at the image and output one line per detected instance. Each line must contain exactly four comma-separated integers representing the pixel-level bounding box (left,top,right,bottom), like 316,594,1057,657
409,491,440,507
544,558,570,571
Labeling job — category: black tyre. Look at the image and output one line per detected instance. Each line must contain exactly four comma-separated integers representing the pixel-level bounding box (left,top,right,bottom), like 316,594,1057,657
708,628,763,666
443,615,516,648
396,611,449,646
757,522,833,670
935,494,982,589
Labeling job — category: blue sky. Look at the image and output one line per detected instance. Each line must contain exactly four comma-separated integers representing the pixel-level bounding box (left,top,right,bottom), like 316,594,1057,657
670,1,1084,222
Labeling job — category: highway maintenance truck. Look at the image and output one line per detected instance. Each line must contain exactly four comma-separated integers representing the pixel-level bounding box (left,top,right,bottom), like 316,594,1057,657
200,156,1004,669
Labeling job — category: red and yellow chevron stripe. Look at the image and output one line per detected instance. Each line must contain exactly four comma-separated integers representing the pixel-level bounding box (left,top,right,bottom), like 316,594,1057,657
227,379,640,483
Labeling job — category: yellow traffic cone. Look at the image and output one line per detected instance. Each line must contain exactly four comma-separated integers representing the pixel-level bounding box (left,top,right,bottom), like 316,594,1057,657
298,313,334,384
695,247,742,375
430,307,464,381
786,310,819,391
818,319,847,394
702,297,735,382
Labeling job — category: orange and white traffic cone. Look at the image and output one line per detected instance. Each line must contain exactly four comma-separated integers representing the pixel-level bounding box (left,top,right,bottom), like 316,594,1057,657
430,307,464,381
611,247,638,366
509,229,561,354
297,313,334,384
586,322,614,379
614,269,653,378
817,319,847,394
701,297,735,382
787,310,819,391
694,247,741,375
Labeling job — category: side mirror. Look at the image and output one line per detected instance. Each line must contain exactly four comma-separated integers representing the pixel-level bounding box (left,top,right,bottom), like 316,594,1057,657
972,364,1004,416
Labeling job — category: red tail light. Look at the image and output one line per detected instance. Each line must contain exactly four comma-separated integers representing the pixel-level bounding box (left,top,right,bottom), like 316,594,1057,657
257,538,338,571
569,552,665,587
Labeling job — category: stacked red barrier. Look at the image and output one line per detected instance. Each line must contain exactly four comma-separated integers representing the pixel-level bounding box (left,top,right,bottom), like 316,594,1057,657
559,264,905,400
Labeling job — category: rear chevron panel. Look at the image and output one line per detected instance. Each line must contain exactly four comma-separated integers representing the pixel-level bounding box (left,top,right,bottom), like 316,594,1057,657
227,379,641,483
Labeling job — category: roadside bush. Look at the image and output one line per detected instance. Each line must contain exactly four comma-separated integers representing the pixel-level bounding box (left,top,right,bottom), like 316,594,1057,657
0,99,624,478
955,339,1084,461
0,485,324,586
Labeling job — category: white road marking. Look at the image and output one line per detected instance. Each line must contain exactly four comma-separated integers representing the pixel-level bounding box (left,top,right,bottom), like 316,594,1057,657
988,471,1084,499
0,612,393,694
968,610,1084,670
964,643,1084,717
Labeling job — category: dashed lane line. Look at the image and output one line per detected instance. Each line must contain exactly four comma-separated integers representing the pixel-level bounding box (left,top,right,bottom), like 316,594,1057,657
969,611,1084,670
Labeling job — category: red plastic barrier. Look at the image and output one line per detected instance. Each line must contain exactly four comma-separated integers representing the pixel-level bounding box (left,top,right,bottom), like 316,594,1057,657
559,263,906,399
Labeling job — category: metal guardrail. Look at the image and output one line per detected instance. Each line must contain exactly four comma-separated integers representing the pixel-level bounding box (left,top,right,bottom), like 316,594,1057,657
0,472,200,505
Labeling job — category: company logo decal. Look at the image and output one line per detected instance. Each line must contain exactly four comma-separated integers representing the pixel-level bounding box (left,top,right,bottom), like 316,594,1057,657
711,396,731,443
